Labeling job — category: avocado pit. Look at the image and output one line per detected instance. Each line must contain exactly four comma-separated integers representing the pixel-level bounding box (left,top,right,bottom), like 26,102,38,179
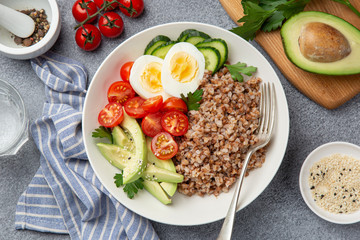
298,22,351,63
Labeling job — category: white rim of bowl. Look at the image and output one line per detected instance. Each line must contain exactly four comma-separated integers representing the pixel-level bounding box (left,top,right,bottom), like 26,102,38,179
299,141,360,224
0,0,60,56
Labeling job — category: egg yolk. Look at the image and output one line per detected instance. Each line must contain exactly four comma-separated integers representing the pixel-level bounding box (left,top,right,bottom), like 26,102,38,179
169,52,198,83
140,62,163,93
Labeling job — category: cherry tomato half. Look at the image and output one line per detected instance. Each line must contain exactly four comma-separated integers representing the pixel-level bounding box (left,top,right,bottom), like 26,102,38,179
142,95,163,113
141,112,164,137
107,81,135,104
75,24,102,51
93,0,118,11
118,0,144,18
98,102,124,128
161,110,189,136
72,0,98,23
98,12,124,38
151,132,178,160
161,97,188,113
124,96,146,118
120,62,134,82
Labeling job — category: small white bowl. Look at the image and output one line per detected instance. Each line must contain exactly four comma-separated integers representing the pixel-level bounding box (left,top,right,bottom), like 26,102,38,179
0,0,60,60
299,141,360,224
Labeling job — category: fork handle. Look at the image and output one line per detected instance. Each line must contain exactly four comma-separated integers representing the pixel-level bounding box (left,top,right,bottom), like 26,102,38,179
216,150,254,240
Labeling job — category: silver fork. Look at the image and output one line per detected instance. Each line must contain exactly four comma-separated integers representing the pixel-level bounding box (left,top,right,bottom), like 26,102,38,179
216,82,276,240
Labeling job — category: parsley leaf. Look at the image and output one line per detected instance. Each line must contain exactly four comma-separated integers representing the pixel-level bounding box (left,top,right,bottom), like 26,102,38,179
114,172,144,199
180,89,203,111
92,126,113,143
230,0,310,41
231,1,274,41
224,62,257,82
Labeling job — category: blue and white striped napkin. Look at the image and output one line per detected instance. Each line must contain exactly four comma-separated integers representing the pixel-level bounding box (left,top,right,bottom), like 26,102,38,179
15,52,159,240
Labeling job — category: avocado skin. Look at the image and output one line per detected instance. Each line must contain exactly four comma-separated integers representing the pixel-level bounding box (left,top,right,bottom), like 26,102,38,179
281,11,360,75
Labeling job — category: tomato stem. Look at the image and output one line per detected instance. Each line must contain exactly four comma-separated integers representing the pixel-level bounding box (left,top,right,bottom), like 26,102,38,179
74,0,136,30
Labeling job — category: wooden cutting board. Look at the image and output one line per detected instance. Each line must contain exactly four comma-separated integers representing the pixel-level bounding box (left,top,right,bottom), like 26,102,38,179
219,0,360,109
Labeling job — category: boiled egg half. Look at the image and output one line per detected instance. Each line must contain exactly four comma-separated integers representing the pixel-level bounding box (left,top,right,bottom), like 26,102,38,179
161,42,205,98
130,55,171,100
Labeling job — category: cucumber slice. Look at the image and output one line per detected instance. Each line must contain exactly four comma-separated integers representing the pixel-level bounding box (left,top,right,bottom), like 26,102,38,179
196,38,228,70
151,41,177,59
144,35,171,55
197,46,221,73
177,29,198,42
184,31,211,45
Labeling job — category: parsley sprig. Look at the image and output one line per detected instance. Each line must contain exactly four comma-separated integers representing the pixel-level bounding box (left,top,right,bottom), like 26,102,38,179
231,0,309,41
230,0,360,41
92,126,113,143
225,62,257,82
114,172,144,199
180,89,203,111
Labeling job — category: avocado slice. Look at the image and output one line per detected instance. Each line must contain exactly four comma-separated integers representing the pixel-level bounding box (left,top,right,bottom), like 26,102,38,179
142,180,171,205
112,125,135,153
281,11,360,75
97,143,129,170
142,164,184,183
120,111,147,184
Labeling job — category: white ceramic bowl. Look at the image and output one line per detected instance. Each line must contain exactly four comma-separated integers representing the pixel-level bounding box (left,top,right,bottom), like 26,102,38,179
0,0,60,59
83,22,290,225
299,141,360,224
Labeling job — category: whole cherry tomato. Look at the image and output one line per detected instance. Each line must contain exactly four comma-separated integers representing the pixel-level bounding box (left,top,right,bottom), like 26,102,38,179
118,0,144,18
72,0,98,23
141,112,164,137
142,95,163,113
161,110,189,136
161,97,188,113
93,0,118,11
98,102,124,127
151,132,178,160
120,61,134,82
124,96,146,118
75,24,102,51
98,12,124,38
107,81,135,104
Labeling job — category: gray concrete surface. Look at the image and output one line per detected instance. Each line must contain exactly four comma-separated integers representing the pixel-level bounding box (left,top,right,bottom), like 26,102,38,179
1,0,360,239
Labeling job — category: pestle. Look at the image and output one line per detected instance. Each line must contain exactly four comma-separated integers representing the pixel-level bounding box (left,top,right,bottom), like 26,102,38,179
0,3,35,38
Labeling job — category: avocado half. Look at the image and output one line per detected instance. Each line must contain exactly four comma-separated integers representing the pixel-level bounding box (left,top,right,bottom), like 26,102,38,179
281,11,360,75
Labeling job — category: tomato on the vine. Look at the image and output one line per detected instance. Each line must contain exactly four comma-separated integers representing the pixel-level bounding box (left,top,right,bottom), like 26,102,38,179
161,97,188,113
141,112,164,137
107,81,135,104
75,24,102,51
151,132,178,160
142,95,163,113
124,96,146,118
118,0,144,18
120,61,134,82
161,110,189,136
98,12,124,38
98,102,124,128
93,0,118,10
72,0,98,23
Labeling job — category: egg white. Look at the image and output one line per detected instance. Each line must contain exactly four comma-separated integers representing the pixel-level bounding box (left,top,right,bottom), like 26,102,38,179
161,42,205,98
130,55,171,100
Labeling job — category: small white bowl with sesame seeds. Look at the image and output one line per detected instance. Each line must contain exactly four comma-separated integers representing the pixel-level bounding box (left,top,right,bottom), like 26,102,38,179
300,141,360,224
0,0,60,60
